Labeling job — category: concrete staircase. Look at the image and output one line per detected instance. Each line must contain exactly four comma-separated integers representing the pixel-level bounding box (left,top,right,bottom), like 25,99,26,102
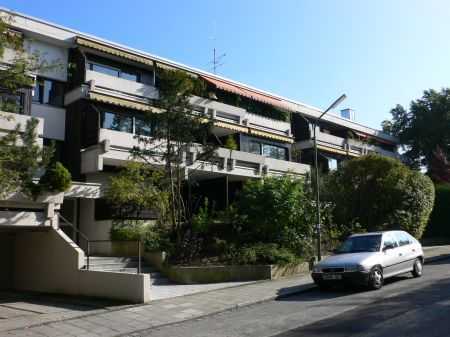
85,256,171,285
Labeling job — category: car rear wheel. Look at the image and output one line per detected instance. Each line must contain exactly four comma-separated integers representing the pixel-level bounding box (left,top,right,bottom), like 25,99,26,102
412,258,423,278
368,266,383,290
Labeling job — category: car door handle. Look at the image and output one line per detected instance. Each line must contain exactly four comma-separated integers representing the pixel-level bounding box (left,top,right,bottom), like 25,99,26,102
399,253,403,256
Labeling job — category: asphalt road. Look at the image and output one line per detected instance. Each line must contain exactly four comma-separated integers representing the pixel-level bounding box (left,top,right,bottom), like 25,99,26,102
129,258,450,337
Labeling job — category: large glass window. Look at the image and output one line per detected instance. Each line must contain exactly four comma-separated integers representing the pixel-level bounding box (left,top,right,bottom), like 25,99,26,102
88,61,141,82
101,111,133,133
32,77,64,107
248,141,261,155
89,63,120,77
135,117,152,136
262,144,287,160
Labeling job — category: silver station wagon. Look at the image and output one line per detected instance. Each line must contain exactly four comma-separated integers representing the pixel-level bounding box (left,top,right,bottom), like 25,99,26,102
311,231,424,290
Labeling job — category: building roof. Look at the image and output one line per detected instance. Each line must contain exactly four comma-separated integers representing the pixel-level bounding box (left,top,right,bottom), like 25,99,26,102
0,7,397,143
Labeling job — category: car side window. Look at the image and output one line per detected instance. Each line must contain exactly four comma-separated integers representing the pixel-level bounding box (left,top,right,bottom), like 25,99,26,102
396,232,411,246
383,233,398,249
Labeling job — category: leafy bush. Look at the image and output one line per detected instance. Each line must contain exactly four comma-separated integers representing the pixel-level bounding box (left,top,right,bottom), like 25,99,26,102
324,155,435,238
233,175,315,257
424,184,450,238
110,220,171,252
39,161,72,192
228,243,300,265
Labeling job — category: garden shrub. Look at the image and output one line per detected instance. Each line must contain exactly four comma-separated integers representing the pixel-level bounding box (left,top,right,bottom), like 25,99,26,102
228,243,300,265
39,161,72,192
324,154,435,238
234,175,315,257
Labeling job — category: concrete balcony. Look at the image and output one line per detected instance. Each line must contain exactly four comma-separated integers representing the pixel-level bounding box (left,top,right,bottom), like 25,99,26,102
0,111,44,147
81,128,309,178
86,70,159,100
295,130,397,158
189,96,291,136
244,113,291,136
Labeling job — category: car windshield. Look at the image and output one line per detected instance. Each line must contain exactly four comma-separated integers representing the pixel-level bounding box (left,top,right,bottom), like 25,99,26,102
336,235,382,254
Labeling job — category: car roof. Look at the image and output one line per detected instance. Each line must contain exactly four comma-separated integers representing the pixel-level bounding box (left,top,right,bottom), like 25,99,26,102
349,230,408,238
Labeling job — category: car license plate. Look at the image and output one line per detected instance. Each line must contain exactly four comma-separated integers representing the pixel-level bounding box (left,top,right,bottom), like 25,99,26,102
323,274,342,280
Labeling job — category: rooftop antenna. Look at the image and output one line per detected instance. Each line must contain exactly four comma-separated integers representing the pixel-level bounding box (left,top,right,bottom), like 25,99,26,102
208,21,226,74
211,47,226,74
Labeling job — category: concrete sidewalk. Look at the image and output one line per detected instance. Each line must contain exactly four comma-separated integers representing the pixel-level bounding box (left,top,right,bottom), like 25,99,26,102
1,245,449,337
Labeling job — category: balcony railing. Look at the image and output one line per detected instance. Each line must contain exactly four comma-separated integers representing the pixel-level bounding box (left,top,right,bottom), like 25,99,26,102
81,128,309,176
295,130,397,158
189,96,291,136
86,70,159,100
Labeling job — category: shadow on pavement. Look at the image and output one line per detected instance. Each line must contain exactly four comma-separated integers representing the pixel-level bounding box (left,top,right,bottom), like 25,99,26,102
0,290,128,313
273,276,450,337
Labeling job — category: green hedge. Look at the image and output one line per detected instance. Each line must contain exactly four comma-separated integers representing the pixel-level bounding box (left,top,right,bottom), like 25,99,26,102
424,184,450,237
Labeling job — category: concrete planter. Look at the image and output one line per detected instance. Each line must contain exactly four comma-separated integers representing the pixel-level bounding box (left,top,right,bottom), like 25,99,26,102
2,191,64,206
143,252,312,284
90,241,141,257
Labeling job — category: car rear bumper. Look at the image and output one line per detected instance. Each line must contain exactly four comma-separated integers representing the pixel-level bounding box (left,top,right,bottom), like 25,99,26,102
311,271,370,286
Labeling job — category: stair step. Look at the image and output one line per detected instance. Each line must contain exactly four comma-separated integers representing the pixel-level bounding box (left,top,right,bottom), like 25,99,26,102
85,257,140,263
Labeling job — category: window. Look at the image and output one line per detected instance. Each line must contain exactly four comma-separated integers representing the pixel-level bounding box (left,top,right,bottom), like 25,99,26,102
336,235,382,254
262,144,287,160
33,77,64,107
88,62,120,77
135,116,152,136
383,233,398,249
88,61,141,82
396,232,412,246
101,111,133,133
248,141,261,155
120,70,139,82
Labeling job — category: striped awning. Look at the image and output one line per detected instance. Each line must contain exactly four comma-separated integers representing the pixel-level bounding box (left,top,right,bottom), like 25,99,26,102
214,121,248,133
201,75,291,111
89,92,159,112
317,145,358,157
250,129,294,143
76,37,154,66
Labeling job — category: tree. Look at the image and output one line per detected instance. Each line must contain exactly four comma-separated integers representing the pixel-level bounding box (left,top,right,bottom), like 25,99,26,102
429,146,450,184
382,89,450,170
233,175,317,257
0,118,53,198
0,15,66,198
324,155,435,238
105,162,168,222
131,68,217,255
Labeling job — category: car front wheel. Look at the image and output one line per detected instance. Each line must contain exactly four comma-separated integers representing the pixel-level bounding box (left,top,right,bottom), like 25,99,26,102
412,258,423,278
368,266,383,290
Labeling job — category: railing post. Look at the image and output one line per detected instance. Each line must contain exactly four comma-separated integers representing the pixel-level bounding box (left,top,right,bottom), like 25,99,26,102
87,240,90,270
138,240,141,274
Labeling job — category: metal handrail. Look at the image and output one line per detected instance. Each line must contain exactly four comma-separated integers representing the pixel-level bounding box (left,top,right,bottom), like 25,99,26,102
57,212,91,270
57,213,142,274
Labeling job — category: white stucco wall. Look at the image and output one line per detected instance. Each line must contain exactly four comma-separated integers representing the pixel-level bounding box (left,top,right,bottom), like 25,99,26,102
13,228,150,303
31,103,66,140
25,39,68,82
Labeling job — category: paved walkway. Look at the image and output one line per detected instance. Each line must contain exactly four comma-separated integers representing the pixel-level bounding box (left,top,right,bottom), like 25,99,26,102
1,245,449,337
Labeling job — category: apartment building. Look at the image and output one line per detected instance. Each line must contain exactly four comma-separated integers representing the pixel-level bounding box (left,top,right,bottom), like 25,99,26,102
0,9,397,302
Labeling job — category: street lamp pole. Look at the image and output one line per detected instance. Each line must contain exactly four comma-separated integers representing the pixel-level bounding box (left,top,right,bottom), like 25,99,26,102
314,94,347,261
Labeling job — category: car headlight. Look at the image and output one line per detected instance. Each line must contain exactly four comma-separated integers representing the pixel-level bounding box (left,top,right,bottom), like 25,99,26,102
345,264,366,272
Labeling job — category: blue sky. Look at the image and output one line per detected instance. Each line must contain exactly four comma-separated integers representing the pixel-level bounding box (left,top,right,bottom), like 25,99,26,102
3,0,450,129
